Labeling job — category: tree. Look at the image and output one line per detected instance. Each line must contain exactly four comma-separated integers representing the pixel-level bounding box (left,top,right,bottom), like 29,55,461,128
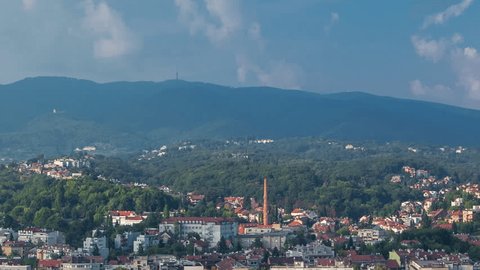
92,244,100,256
262,250,270,264
145,212,160,228
137,243,145,255
348,236,354,249
234,240,242,252
217,236,228,254
163,204,170,218
33,207,53,228
272,247,280,257
252,238,263,248
421,212,431,228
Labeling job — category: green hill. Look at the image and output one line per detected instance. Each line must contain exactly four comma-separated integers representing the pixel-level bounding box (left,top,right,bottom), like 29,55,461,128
1,76,480,159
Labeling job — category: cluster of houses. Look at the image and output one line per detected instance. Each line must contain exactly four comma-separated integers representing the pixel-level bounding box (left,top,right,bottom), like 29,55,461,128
2,159,480,270
386,166,480,227
1,197,479,270
16,156,91,180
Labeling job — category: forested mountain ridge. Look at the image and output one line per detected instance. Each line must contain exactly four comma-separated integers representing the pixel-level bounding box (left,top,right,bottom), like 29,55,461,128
2,76,480,159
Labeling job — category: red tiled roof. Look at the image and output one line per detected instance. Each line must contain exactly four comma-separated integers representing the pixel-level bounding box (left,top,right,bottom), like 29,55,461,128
350,255,384,263
317,259,335,266
116,256,130,264
2,241,27,247
126,216,144,221
291,208,304,214
288,220,303,227
216,258,236,270
86,256,104,263
386,260,400,269
434,223,453,230
110,210,136,217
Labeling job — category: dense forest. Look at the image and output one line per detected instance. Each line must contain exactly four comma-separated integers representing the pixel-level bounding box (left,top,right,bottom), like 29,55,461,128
3,77,480,159
0,167,179,246
91,138,480,219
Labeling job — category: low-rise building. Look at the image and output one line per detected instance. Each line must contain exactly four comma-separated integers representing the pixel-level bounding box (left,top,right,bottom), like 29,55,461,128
83,231,108,259
1,241,28,257
17,228,64,245
159,217,237,248
286,241,334,262
0,265,31,270
357,227,387,245
409,260,448,270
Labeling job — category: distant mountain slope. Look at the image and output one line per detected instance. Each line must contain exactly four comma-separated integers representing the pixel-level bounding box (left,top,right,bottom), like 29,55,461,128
1,76,479,158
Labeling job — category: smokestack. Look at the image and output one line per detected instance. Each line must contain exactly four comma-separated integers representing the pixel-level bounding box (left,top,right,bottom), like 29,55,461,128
263,176,268,226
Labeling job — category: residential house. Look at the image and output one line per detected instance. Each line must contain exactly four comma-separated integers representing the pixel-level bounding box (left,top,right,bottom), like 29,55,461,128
450,211,463,223
37,260,62,270
1,241,28,257
109,211,146,226
357,227,387,245
36,244,74,260
463,210,474,223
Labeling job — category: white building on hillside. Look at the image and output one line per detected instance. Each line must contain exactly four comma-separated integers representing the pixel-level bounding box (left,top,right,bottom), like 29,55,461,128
83,230,109,259
17,228,65,245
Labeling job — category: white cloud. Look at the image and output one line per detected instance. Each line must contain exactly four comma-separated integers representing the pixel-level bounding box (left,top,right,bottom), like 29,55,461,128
464,47,478,59
410,37,480,106
324,12,340,33
411,36,448,62
410,79,452,97
82,0,137,59
174,0,241,45
451,33,464,44
411,0,479,107
452,46,480,100
422,0,474,29
22,0,36,11
236,55,302,89
331,12,340,24
248,22,261,42
204,0,241,43
175,0,303,89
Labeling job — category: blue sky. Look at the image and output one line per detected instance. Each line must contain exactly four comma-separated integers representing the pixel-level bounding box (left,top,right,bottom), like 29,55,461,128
0,0,479,108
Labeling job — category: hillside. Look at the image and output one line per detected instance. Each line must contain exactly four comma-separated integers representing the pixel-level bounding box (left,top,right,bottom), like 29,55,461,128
1,76,480,159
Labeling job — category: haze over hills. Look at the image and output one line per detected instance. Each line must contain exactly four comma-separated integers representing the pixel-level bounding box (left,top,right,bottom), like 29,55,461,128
1,76,480,159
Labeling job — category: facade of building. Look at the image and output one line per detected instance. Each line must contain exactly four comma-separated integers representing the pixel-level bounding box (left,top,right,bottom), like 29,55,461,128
237,231,287,250
409,260,448,270
159,217,238,248
17,229,64,245
0,265,32,270
83,233,108,259
357,228,387,245
114,232,140,251
286,241,335,262
61,262,102,270
133,234,159,254
109,211,146,227
1,241,28,257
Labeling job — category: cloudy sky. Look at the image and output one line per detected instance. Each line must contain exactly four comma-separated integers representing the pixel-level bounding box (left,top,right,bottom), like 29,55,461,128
0,0,479,108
